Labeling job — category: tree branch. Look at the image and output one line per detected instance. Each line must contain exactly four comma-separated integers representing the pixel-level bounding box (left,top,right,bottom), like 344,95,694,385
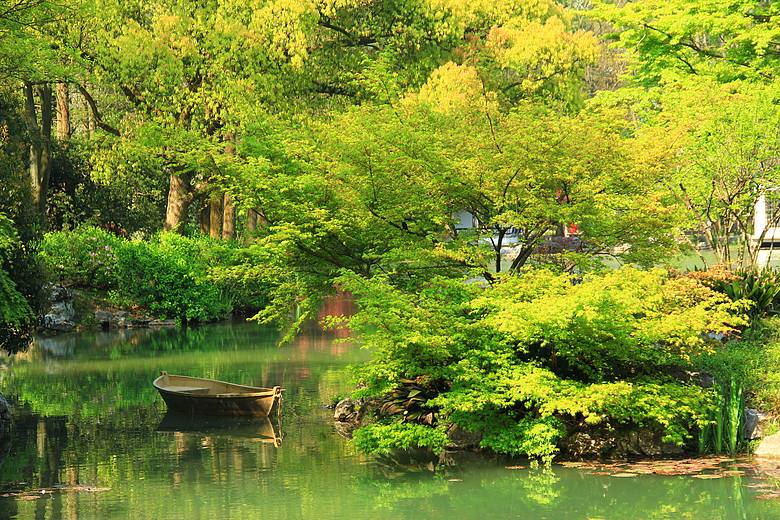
76,83,120,136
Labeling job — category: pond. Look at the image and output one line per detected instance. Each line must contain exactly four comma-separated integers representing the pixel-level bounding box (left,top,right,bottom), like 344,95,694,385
2,321,780,519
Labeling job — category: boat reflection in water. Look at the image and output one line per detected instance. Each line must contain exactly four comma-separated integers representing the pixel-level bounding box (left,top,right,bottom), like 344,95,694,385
156,412,283,447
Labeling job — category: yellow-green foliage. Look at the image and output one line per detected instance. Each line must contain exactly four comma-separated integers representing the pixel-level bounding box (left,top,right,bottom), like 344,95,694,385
477,268,748,373
341,267,747,461
353,422,450,455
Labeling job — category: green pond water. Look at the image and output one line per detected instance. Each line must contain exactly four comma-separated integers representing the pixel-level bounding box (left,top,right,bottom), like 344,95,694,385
2,322,780,519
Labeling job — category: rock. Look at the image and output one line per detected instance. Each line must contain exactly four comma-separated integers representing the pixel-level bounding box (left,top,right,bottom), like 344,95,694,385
695,373,715,389
334,420,357,439
0,392,11,424
94,310,113,325
560,427,681,460
42,285,75,332
129,317,152,328
560,431,616,459
148,319,176,327
744,409,769,440
660,442,685,456
95,309,136,329
445,424,482,450
0,391,11,444
755,432,780,459
334,397,364,423
0,392,10,468
662,365,714,388
617,430,663,457
113,311,128,328
333,397,373,439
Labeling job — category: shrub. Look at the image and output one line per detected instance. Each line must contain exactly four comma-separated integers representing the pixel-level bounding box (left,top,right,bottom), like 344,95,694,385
37,228,271,323
39,226,122,289
0,214,33,329
690,266,780,320
206,243,272,313
339,267,748,462
353,422,450,456
115,234,231,322
700,318,780,417
479,416,564,464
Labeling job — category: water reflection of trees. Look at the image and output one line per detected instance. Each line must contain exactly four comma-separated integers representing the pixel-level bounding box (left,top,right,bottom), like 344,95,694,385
0,322,372,519
348,465,780,519
1,322,365,420
5,320,779,518
0,391,366,519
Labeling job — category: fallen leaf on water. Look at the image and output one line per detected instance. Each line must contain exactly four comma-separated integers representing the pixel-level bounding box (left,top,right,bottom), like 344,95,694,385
560,462,591,468
505,466,527,470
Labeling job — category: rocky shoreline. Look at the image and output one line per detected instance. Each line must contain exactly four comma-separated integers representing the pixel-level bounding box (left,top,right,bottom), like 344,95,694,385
332,397,780,461
40,284,184,334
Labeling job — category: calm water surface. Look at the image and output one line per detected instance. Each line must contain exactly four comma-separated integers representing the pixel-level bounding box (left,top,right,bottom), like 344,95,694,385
1,321,780,519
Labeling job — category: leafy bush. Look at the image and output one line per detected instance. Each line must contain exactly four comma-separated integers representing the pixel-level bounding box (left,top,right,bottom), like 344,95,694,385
39,225,122,289
339,267,747,462
208,246,272,313
479,416,565,464
699,318,780,417
0,214,33,328
688,265,780,320
353,422,450,456
38,228,271,322
115,236,231,322
709,269,780,319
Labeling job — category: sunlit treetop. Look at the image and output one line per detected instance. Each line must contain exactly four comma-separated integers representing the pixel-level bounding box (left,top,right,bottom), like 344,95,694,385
593,0,780,84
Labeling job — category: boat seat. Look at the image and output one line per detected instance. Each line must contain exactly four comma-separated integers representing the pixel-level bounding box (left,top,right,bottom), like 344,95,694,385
170,386,210,394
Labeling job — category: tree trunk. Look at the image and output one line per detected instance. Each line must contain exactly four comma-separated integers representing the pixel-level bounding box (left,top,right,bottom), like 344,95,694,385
220,132,236,240
56,82,71,141
22,82,53,225
493,228,506,273
222,193,235,240
198,204,210,235
163,171,192,233
209,196,222,239
246,209,258,233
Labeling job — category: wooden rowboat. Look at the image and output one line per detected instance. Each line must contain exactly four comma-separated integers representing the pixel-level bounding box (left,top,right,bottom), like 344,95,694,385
153,372,282,417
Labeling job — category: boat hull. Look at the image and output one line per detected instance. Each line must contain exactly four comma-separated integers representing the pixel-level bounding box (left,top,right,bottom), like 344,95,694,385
153,373,281,417
156,388,276,416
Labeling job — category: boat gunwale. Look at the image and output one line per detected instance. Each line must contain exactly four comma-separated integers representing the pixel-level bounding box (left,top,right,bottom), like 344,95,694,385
153,373,281,399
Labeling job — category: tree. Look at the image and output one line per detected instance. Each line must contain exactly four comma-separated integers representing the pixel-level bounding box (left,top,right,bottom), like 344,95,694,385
592,0,780,267
0,0,66,226
646,81,780,268
324,62,681,274
594,0,780,84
